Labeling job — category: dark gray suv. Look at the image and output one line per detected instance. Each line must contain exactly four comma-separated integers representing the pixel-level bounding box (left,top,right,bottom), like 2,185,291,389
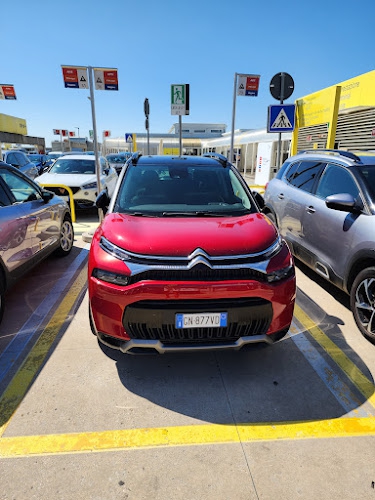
263,149,375,343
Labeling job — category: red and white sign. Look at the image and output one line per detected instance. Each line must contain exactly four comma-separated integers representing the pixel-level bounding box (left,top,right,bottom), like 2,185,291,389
237,74,260,96
61,66,88,89
0,84,16,100
53,129,60,135
69,131,75,137
61,130,69,137
103,130,111,137
94,68,118,91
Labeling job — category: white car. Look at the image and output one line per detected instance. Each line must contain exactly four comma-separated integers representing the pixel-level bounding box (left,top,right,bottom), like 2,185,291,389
35,154,118,209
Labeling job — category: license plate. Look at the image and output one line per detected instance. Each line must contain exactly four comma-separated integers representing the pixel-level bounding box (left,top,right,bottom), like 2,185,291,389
175,312,227,329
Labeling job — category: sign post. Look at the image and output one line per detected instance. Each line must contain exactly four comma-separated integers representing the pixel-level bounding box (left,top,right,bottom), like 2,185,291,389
171,84,190,155
61,64,118,224
269,72,294,168
0,84,17,153
144,98,150,154
230,73,260,164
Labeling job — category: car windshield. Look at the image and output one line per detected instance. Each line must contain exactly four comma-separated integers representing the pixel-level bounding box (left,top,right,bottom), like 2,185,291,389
28,154,42,162
107,154,129,163
49,158,95,174
356,165,375,203
113,163,257,216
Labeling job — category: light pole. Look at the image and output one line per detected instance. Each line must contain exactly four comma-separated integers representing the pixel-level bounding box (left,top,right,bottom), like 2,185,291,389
75,127,80,138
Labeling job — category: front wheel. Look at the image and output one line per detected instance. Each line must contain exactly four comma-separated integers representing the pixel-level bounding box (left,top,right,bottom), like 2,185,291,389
350,267,375,344
54,215,74,257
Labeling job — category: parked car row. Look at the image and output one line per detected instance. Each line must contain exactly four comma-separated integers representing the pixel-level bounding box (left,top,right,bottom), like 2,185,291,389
263,149,375,344
105,152,132,174
2,147,373,352
2,150,39,179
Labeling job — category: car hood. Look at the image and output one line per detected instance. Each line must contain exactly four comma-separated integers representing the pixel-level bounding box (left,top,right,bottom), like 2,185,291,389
35,172,98,187
97,212,278,256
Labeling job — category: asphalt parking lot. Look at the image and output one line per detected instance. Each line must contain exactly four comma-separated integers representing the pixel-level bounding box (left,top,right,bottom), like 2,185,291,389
0,211,375,499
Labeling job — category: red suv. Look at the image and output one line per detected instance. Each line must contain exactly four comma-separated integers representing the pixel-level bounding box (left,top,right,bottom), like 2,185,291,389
88,153,296,354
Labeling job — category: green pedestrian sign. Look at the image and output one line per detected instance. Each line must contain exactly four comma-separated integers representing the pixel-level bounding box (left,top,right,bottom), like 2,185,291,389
171,84,190,115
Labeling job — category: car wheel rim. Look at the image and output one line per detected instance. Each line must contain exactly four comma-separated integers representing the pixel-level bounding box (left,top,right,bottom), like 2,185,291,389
355,277,375,334
60,221,74,252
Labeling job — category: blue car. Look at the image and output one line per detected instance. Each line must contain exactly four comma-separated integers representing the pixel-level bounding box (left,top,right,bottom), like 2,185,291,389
27,153,53,174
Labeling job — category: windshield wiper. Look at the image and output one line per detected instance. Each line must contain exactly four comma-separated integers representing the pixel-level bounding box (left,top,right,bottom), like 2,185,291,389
126,211,157,217
162,211,225,217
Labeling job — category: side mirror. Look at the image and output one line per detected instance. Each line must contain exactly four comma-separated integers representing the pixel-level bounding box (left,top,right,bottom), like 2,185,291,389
96,189,110,210
325,193,363,213
42,190,54,203
253,191,265,210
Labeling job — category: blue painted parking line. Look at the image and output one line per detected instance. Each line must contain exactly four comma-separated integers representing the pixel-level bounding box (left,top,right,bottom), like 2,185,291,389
0,246,89,384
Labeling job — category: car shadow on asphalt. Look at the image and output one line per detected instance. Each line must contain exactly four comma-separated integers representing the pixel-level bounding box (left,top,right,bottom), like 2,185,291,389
97,286,375,426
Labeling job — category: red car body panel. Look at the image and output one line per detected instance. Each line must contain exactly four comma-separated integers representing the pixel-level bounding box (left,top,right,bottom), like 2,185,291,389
88,215,296,343
96,212,279,256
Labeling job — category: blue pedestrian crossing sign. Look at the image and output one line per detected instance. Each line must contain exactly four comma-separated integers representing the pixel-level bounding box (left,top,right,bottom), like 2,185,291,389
267,104,295,133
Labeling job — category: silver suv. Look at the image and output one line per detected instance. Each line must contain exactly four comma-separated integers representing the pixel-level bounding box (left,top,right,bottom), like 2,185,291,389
263,149,375,343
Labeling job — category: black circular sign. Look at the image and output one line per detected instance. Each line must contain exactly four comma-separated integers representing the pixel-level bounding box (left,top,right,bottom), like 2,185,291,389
270,72,294,101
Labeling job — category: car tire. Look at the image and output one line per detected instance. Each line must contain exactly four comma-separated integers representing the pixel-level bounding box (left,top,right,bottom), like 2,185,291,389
350,267,375,344
54,215,74,257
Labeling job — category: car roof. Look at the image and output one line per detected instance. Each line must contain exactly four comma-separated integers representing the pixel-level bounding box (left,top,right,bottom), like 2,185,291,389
291,149,375,166
57,154,100,160
128,153,230,168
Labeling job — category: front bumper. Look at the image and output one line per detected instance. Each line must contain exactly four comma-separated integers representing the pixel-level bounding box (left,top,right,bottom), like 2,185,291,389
89,277,296,354
96,330,287,354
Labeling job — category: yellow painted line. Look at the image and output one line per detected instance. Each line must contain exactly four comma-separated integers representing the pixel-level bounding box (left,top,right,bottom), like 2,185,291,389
0,266,87,437
1,417,375,458
249,184,265,194
2,280,375,458
294,304,375,408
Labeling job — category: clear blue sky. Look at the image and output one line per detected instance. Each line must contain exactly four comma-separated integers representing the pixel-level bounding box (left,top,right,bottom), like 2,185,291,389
2,0,374,148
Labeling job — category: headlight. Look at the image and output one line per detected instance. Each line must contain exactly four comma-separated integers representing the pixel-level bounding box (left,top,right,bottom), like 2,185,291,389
82,182,97,189
92,268,130,286
266,264,294,283
100,237,132,261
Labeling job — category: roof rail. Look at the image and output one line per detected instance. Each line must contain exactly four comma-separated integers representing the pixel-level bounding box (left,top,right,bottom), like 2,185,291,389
298,149,362,162
202,152,229,167
130,151,142,164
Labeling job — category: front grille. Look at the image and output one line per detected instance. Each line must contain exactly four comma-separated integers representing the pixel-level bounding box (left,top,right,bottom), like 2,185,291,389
123,298,272,344
128,264,266,284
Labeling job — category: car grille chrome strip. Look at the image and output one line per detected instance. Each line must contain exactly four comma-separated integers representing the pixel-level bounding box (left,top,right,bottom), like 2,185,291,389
100,236,282,276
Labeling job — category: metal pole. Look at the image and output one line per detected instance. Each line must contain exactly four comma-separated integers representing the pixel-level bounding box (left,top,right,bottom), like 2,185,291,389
276,72,285,169
179,115,182,155
230,72,238,164
88,66,103,221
